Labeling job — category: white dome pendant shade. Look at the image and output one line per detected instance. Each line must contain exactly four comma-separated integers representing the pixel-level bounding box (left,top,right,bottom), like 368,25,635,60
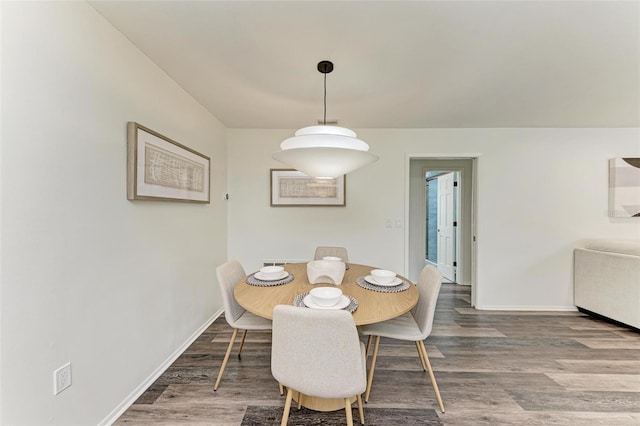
281,125,367,150
272,61,379,178
273,125,379,178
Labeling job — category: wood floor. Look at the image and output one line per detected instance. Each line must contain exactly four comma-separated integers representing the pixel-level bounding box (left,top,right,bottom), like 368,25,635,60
115,284,640,425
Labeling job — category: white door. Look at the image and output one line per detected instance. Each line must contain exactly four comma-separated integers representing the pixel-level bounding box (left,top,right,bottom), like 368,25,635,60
437,173,455,281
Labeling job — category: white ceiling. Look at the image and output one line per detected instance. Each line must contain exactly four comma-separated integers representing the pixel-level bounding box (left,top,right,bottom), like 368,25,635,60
89,0,639,129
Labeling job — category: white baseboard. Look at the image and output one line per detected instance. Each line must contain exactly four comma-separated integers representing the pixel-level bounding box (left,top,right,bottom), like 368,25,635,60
98,307,224,426
475,305,578,311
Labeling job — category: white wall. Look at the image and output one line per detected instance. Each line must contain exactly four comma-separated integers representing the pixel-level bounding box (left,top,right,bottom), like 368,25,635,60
228,128,640,310
1,2,227,424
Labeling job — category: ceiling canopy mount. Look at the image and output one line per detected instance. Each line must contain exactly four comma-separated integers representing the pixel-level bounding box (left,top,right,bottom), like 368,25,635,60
317,60,334,74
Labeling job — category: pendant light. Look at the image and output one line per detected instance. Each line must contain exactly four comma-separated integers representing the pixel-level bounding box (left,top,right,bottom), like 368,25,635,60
272,61,379,178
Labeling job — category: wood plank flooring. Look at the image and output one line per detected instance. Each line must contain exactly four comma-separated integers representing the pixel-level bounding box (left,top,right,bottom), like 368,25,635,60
115,284,640,425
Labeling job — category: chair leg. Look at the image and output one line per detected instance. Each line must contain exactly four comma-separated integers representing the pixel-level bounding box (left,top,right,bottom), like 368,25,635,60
344,398,354,426
237,329,248,359
356,394,365,425
297,391,303,410
365,335,372,357
418,340,445,413
214,328,239,391
364,336,380,402
281,388,293,426
279,383,284,396
415,341,427,371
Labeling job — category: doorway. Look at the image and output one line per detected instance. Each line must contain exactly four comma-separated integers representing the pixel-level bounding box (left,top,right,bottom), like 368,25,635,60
407,157,476,306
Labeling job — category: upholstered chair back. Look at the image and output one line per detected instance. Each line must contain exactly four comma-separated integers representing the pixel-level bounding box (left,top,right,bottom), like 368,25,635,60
411,265,443,339
271,305,366,399
215,260,248,326
314,246,349,262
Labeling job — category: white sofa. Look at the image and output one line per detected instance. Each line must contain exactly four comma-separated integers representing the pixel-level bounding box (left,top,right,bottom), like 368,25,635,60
574,239,640,329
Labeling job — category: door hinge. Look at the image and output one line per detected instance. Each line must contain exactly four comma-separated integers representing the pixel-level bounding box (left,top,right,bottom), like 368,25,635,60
453,261,457,267
453,221,457,227
453,181,458,187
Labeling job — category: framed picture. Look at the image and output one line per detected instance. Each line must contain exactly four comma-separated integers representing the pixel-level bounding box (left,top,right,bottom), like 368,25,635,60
127,122,210,203
609,158,640,217
270,169,346,207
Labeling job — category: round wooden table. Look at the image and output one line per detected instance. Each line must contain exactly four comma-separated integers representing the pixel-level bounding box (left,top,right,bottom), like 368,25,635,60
234,263,418,325
234,262,419,411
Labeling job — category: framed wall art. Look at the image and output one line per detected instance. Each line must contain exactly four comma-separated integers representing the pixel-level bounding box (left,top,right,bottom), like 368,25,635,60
270,169,346,207
609,157,640,217
127,122,210,203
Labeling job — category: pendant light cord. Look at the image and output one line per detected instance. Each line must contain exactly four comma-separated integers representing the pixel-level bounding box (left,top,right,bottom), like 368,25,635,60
317,60,333,126
323,72,327,126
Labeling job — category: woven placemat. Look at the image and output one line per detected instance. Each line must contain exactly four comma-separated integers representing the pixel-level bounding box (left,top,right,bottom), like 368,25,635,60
356,276,410,293
293,291,358,313
246,273,295,287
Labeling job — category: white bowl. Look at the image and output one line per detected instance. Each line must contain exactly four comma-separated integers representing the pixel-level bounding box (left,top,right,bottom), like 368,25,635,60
323,256,343,261
309,287,343,307
259,265,284,280
371,269,396,285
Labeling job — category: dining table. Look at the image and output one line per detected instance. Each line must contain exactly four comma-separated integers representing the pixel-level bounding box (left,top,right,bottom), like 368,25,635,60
234,262,419,411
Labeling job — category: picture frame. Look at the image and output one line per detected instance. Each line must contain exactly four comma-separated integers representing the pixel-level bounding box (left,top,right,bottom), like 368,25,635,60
127,122,210,203
270,169,346,207
609,158,640,217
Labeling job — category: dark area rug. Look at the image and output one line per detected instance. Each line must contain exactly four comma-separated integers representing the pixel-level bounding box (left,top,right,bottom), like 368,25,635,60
241,405,443,425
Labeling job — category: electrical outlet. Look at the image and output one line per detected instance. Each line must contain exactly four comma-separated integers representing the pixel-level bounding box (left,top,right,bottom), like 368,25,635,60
53,362,72,395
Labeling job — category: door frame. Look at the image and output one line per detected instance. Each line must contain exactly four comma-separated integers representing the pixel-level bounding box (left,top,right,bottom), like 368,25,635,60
405,154,479,307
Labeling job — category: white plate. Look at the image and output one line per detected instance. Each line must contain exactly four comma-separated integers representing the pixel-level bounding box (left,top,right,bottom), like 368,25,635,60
364,275,402,287
254,271,289,281
303,294,351,310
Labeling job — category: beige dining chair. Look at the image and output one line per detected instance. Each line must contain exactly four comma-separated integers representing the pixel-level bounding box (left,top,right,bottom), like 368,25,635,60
314,246,349,262
214,260,273,391
271,305,366,426
359,265,445,413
